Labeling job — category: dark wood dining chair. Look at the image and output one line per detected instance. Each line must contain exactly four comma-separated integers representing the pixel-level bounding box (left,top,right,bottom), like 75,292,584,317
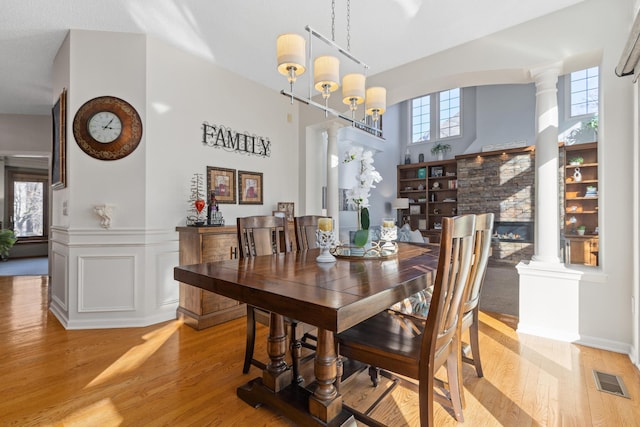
457,212,494,396
237,216,292,373
293,215,325,250
337,214,476,425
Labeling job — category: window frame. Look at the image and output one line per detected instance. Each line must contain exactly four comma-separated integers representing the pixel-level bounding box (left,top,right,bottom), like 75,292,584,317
5,167,49,242
410,88,463,144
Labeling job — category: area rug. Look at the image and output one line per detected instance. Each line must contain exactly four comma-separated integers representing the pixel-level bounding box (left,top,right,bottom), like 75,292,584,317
0,257,48,276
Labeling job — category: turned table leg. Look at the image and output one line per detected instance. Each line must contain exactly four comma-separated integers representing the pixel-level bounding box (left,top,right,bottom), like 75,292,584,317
309,328,342,423
262,312,292,392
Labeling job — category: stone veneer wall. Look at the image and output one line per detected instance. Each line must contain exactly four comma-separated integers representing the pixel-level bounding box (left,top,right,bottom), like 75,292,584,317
456,149,535,265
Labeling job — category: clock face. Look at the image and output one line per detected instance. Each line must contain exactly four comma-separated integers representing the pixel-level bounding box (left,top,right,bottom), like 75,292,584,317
88,111,122,143
73,96,142,160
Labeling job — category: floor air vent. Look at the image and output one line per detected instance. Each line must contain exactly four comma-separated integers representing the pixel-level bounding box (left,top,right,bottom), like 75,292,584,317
593,370,631,398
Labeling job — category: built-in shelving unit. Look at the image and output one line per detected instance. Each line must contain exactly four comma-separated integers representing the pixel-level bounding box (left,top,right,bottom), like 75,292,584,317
397,159,457,243
563,141,598,266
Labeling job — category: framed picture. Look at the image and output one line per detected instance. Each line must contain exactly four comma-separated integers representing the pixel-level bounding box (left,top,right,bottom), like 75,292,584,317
51,88,67,190
409,205,421,215
431,166,443,177
207,166,236,204
238,170,263,205
277,202,295,222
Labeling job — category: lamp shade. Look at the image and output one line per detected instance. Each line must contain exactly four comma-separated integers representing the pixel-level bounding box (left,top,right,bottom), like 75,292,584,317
392,198,409,209
313,55,340,94
342,73,365,105
365,86,387,116
276,33,306,80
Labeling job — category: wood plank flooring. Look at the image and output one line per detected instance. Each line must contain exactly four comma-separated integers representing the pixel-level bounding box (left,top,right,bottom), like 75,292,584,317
1,275,639,426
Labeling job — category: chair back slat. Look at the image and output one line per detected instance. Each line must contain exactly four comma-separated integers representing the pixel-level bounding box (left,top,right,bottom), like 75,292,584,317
423,214,476,363
463,213,495,314
237,216,290,258
294,215,326,250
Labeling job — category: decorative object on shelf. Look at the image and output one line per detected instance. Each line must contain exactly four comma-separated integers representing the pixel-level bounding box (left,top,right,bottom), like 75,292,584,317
187,173,207,226
430,142,451,160
94,205,113,229
577,225,586,236
417,167,426,178
585,186,598,197
434,222,442,230
573,167,582,182
277,202,295,222
410,205,421,215
418,183,424,191
569,156,584,165
73,96,142,160
430,166,443,177
238,170,263,205
418,153,424,163
275,0,385,136
207,192,225,226
432,182,440,189
569,216,578,224
207,166,236,204
343,146,382,247
51,88,67,190
0,229,17,261
405,149,411,164
316,218,337,263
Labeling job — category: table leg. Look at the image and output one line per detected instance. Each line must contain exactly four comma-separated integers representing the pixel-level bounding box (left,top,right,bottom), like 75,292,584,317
309,328,342,422
262,312,292,392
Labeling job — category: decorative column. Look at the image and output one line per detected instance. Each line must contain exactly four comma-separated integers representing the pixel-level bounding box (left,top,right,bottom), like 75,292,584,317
530,64,562,264
326,122,341,231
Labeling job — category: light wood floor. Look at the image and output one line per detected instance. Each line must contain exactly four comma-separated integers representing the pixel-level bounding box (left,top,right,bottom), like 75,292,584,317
2,275,639,426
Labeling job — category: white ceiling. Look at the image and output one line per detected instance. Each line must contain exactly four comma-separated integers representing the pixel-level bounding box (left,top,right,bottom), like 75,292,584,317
1,0,584,116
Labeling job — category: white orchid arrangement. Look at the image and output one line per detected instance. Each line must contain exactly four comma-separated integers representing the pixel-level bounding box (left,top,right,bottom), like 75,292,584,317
343,146,383,246
343,146,383,210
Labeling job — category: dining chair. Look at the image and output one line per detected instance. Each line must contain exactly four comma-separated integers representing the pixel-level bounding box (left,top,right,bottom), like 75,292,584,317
336,214,476,425
237,215,312,384
293,215,325,250
457,212,494,398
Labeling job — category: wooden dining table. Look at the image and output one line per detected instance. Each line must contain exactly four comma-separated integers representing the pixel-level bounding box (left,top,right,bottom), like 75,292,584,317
174,242,439,426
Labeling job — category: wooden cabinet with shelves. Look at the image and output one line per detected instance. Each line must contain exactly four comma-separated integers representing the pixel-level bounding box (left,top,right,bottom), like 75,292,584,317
563,142,599,266
397,159,457,242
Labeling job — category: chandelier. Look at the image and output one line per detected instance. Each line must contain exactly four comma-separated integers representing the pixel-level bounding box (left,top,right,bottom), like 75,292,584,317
276,0,386,136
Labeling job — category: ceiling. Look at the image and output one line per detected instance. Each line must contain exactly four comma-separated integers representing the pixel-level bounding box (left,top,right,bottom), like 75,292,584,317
1,0,584,116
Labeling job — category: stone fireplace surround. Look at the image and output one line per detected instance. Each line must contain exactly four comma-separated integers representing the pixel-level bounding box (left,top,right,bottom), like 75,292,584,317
456,147,536,265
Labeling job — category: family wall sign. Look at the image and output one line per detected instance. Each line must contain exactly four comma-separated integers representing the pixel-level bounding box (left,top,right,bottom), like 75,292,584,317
202,122,271,158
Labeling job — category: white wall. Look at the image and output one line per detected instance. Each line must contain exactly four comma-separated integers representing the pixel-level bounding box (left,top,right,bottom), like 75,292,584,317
49,30,300,329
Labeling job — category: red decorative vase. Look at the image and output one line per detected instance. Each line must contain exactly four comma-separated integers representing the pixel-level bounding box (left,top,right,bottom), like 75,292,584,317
195,199,205,213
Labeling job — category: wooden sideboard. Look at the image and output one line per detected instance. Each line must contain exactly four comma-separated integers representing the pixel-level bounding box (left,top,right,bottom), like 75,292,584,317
176,223,296,330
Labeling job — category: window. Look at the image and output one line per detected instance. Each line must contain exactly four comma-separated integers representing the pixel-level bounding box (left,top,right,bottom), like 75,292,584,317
6,168,48,241
569,67,599,117
411,88,462,143
439,88,460,138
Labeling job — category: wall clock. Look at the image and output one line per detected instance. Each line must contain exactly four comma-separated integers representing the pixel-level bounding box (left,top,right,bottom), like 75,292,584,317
73,96,142,160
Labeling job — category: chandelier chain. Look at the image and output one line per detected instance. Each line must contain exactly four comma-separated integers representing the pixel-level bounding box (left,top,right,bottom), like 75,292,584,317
346,0,351,51
331,0,336,42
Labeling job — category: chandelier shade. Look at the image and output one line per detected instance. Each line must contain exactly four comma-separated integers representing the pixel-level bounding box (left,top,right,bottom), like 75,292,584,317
365,86,387,118
313,55,340,97
276,33,306,82
342,73,366,107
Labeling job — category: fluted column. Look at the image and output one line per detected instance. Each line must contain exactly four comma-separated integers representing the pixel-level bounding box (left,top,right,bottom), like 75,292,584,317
326,123,341,231
530,64,562,264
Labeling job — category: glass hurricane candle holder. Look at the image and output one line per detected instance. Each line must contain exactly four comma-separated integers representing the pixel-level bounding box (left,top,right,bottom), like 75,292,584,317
316,218,337,263
381,218,397,252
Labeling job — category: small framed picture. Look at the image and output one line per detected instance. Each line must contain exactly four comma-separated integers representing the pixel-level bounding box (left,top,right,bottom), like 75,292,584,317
51,88,67,190
238,170,263,205
431,166,443,177
277,202,295,222
207,166,236,204
409,205,421,215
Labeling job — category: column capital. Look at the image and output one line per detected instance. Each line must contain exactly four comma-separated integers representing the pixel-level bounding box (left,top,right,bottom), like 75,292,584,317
530,63,562,94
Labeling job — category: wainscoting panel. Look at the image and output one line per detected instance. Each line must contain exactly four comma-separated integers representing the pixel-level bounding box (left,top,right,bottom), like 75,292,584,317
50,249,68,312
78,255,136,312
156,250,179,307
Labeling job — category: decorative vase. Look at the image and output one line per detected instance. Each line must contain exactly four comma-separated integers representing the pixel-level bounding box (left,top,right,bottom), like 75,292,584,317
573,168,582,182
437,152,444,161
